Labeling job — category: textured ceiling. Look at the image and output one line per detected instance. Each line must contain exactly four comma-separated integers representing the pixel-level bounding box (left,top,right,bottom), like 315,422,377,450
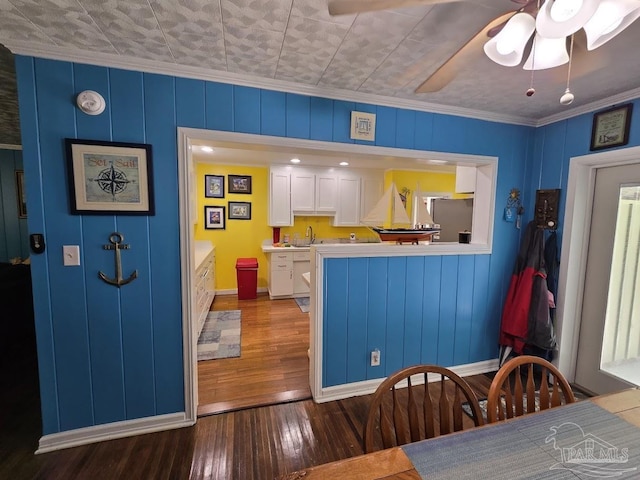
0,44,20,145
1,0,640,126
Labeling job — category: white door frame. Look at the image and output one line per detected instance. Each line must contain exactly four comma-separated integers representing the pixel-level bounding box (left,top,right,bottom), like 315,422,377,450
556,145,640,381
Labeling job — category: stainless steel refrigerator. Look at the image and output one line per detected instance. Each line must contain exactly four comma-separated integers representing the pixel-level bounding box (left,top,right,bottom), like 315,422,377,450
431,198,473,242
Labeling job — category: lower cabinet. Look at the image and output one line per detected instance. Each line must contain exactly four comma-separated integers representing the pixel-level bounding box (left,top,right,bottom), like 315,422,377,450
267,250,310,298
195,246,215,339
268,251,293,298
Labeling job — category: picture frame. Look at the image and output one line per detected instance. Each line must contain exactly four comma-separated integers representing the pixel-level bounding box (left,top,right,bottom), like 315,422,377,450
15,170,26,218
228,201,251,220
590,103,633,151
204,206,225,229
228,174,252,194
205,174,225,198
65,138,154,215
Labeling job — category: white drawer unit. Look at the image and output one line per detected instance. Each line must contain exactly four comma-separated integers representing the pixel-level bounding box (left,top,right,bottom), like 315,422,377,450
194,245,215,340
268,251,294,298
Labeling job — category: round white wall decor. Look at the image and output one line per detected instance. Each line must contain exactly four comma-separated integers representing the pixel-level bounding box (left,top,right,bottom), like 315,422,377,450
76,90,106,115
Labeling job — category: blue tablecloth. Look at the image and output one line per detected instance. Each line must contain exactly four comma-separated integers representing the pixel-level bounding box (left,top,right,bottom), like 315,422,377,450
403,401,640,479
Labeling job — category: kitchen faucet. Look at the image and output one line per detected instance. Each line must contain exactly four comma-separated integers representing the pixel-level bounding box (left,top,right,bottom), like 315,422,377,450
306,226,316,244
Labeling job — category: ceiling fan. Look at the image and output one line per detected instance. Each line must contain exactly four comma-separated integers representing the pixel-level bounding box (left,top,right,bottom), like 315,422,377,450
328,0,640,102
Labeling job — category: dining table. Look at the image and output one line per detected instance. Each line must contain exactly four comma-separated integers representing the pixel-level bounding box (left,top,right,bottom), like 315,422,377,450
277,388,640,480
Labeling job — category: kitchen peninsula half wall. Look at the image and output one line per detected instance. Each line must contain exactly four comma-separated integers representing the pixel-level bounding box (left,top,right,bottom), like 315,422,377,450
307,241,498,405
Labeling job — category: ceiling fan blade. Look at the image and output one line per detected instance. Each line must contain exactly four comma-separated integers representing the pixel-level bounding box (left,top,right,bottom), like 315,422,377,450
328,0,455,16
415,11,515,93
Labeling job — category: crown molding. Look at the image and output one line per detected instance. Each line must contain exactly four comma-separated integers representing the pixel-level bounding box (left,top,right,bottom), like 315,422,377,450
4,40,538,127
536,86,640,126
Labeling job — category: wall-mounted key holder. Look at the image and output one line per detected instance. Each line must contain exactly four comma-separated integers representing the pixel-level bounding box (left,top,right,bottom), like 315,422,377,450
535,189,561,229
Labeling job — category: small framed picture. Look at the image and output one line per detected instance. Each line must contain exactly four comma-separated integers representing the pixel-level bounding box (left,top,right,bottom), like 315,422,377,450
205,175,224,198
590,103,633,151
228,201,251,220
204,206,225,229
65,138,154,215
228,174,252,194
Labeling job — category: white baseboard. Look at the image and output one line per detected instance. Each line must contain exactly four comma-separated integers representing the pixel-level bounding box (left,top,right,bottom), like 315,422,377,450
315,358,499,403
37,412,193,454
216,287,269,296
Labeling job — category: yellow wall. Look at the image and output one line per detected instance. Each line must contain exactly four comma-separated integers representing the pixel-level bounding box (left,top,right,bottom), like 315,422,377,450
384,169,463,219
195,163,272,291
195,165,462,291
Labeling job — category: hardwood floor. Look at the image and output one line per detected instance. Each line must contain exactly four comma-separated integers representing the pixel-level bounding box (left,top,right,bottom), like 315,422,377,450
197,293,311,415
2,293,531,480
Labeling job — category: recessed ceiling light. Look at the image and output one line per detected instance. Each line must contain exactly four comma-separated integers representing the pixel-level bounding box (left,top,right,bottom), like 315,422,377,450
200,146,214,153
291,158,301,164
340,161,349,166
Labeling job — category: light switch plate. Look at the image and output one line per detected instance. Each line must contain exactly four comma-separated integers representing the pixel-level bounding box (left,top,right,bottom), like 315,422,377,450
63,245,80,266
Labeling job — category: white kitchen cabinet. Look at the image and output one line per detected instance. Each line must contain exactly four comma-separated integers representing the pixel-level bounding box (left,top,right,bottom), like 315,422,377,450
333,174,361,226
291,168,337,214
269,168,293,226
194,243,215,340
455,166,476,193
268,251,294,298
292,250,310,296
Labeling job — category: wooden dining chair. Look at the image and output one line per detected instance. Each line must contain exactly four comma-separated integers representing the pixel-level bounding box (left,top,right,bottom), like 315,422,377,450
486,355,576,423
363,365,484,453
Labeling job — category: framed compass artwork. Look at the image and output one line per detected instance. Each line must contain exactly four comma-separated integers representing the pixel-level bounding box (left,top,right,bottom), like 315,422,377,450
65,138,154,215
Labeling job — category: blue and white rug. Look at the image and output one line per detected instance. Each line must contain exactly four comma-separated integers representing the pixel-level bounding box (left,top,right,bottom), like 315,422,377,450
295,297,310,313
197,310,241,361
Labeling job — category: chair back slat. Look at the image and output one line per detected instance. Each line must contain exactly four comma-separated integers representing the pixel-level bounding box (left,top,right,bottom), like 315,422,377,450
526,364,536,414
487,355,576,424
502,377,513,420
423,380,435,438
551,377,562,407
539,368,550,410
392,386,408,445
514,366,524,416
363,365,484,453
407,377,421,443
453,385,464,432
438,375,451,435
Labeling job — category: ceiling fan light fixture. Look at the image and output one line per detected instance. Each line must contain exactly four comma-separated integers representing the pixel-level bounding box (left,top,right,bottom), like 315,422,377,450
523,34,570,69
484,13,536,66
583,0,640,49
536,0,601,37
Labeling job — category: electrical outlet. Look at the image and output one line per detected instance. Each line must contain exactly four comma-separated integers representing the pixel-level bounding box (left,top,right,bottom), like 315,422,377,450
370,349,381,367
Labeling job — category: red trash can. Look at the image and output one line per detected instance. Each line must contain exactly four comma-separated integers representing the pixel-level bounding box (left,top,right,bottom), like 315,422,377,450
236,258,258,300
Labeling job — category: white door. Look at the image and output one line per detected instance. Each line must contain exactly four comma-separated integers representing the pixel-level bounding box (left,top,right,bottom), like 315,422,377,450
574,163,640,394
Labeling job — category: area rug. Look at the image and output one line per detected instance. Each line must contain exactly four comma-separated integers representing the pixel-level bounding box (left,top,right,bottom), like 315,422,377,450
295,297,310,313
197,310,241,361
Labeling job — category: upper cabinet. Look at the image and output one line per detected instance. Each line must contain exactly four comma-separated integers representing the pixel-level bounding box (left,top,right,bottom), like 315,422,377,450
269,165,385,227
332,172,364,227
269,167,293,226
291,168,337,214
455,166,477,193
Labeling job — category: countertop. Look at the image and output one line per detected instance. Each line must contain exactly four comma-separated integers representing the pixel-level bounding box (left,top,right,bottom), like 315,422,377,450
194,240,215,268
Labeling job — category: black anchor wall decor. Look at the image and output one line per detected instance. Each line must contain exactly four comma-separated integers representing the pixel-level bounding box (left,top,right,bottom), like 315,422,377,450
99,232,138,287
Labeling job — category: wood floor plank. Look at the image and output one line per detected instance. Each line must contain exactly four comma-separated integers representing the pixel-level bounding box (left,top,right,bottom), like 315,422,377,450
197,294,311,414
6,292,508,480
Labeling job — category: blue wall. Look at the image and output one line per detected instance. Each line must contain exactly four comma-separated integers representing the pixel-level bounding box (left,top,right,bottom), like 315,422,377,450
527,100,640,241
0,148,29,262
16,56,534,436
